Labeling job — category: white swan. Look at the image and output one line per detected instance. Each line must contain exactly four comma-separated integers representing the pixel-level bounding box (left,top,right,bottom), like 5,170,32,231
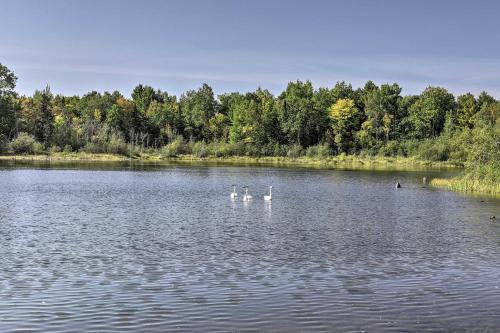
230,185,238,198
264,186,273,201
242,186,253,201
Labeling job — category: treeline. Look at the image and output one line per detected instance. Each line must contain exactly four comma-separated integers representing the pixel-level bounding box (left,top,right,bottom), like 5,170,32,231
0,63,498,169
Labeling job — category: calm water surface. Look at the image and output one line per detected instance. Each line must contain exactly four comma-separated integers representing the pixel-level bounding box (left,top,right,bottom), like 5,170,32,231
0,162,499,332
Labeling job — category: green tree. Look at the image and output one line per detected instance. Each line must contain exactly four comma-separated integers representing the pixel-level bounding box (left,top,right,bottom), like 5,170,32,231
331,81,355,101
143,93,181,145
228,93,258,144
30,86,54,147
0,63,19,145
477,91,496,111
313,81,359,116
473,101,499,127
256,88,280,145
208,112,230,141
219,92,245,142
0,63,17,92
363,83,402,140
356,120,376,150
52,95,78,149
131,84,160,115
408,86,456,138
180,83,217,141
277,81,327,147
106,96,135,139
74,91,121,145
456,93,477,128
397,95,419,136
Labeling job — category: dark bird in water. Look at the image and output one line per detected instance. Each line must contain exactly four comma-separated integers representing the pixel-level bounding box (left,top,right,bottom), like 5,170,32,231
490,216,496,220
395,182,401,188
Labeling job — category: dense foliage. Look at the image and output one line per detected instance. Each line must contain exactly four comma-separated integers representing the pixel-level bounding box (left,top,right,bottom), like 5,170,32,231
0,63,498,173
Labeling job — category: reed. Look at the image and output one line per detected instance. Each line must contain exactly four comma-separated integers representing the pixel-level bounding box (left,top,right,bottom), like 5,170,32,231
430,164,500,196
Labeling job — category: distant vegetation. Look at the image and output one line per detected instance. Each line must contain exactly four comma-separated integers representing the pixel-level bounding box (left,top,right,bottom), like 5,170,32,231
0,63,498,194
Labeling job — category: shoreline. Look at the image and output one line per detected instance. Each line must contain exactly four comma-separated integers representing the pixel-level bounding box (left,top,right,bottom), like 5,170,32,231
0,152,460,170
4,152,499,197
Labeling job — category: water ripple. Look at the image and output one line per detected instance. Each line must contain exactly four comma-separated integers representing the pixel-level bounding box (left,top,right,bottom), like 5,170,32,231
0,166,499,332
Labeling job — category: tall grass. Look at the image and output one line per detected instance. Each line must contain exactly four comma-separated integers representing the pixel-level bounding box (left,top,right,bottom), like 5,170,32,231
430,163,500,195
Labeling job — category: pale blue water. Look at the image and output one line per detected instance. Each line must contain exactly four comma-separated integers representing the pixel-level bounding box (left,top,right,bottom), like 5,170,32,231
0,163,499,332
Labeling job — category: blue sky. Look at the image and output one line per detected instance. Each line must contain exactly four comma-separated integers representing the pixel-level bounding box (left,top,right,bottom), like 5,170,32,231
1,0,499,97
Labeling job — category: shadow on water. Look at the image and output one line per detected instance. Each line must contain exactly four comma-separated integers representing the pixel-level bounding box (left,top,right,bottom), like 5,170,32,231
0,157,460,172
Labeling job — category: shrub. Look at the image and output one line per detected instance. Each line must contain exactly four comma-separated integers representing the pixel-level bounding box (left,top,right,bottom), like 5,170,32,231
108,134,129,155
272,143,287,157
10,133,44,154
191,141,208,158
63,145,73,153
0,136,7,153
305,145,317,158
83,142,101,154
286,144,303,159
245,144,261,157
161,136,186,157
33,142,44,154
257,143,275,156
208,141,230,157
229,141,246,156
306,144,331,159
378,140,406,157
416,139,449,161
316,144,332,158
49,145,62,153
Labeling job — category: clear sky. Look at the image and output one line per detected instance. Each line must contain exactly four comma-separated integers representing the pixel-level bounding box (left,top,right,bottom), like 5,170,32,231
1,0,499,98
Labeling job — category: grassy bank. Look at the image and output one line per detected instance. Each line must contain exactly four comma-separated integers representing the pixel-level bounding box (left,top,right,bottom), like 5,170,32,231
0,152,459,170
430,164,500,196
169,154,459,171
0,152,129,161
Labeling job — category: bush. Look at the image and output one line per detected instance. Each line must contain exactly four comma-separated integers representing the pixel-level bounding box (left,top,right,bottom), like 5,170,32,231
0,136,7,153
33,142,44,154
191,141,208,158
227,141,246,156
10,133,45,154
245,144,261,157
305,145,317,158
272,143,287,157
49,145,62,153
286,144,303,159
306,143,331,159
378,140,406,157
161,136,186,157
83,130,129,156
208,141,230,157
400,139,421,157
63,144,73,153
141,147,156,154
108,134,129,155
83,143,101,154
358,147,378,157
416,139,449,161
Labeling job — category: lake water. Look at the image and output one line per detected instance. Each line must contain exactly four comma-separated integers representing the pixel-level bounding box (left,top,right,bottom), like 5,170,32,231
0,162,499,332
